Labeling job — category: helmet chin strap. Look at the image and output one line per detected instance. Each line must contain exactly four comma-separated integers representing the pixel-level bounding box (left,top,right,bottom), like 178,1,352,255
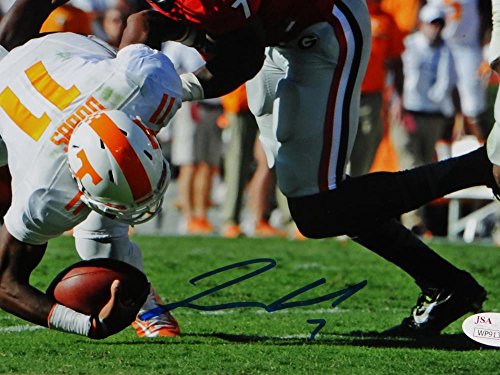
79,161,170,225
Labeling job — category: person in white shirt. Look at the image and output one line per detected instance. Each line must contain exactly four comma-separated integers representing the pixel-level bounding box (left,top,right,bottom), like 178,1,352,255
428,0,489,139
393,5,456,169
391,4,457,234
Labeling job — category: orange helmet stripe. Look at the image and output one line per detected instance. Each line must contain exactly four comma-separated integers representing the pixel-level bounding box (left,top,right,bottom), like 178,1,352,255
88,113,152,200
133,118,160,149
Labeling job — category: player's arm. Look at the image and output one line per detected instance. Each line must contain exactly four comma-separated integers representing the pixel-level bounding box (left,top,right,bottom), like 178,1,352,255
120,9,266,100
120,9,188,50
0,0,69,51
0,225,139,338
190,20,266,99
0,226,53,326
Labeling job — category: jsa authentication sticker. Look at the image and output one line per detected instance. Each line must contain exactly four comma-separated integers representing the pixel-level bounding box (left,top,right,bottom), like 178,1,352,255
462,313,500,347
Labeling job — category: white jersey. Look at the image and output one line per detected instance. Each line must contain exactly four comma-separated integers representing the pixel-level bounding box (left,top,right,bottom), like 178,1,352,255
162,41,204,74
0,33,182,244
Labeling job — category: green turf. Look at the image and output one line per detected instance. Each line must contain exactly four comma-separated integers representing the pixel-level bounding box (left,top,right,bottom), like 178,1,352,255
0,236,498,374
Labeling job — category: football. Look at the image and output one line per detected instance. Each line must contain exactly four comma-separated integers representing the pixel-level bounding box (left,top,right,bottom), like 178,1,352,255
46,258,149,316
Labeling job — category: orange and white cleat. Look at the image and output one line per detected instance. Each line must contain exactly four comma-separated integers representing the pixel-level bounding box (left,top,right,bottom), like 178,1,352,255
132,287,180,338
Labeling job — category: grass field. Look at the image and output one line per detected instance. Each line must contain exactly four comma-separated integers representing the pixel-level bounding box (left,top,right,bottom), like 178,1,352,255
0,235,498,374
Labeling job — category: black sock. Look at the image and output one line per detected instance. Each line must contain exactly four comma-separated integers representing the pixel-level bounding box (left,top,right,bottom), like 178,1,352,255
393,146,491,213
351,219,478,291
288,147,491,237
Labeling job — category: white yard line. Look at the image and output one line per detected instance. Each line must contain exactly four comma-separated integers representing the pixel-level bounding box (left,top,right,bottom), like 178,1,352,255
188,308,349,316
0,325,44,333
181,307,406,315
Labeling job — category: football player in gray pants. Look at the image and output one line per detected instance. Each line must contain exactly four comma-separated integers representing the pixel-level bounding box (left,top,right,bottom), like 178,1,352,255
122,0,500,336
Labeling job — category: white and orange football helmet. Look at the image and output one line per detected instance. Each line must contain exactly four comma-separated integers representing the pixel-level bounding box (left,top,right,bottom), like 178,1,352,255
67,110,170,224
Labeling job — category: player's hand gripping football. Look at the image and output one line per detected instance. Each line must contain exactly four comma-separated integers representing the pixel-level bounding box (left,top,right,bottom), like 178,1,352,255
89,280,149,339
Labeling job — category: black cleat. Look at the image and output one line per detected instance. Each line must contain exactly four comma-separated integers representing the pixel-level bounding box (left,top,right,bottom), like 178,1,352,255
383,284,487,337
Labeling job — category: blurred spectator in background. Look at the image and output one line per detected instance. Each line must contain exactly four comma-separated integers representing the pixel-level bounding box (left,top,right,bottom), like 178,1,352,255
22,0,142,42
40,3,92,34
349,0,404,177
187,99,223,234
381,0,423,36
101,5,128,47
71,0,120,12
163,42,223,235
70,0,143,41
392,4,456,234
220,85,287,238
428,0,490,141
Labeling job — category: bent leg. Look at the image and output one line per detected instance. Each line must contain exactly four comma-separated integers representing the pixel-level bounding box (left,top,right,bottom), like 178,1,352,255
74,212,180,337
288,145,493,237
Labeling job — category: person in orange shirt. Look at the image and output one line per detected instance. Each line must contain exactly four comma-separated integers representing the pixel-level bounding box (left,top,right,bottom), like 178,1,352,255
381,0,423,37
349,0,404,177
40,4,92,34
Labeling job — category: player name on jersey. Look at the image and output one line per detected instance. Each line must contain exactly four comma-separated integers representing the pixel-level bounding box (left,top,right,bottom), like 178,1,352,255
50,96,105,152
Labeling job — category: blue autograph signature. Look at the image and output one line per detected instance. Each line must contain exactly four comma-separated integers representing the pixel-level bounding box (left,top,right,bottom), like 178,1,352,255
141,258,367,339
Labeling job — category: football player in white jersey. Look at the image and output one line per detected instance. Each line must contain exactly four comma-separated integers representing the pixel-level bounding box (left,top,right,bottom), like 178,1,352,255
0,0,182,338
